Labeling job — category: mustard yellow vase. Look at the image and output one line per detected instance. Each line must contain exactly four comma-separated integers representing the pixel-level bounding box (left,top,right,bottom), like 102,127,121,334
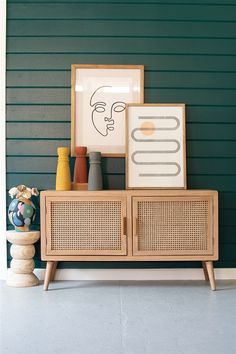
56,147,71,190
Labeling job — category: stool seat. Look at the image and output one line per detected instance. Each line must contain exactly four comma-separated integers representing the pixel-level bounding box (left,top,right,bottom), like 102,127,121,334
6,230,40,245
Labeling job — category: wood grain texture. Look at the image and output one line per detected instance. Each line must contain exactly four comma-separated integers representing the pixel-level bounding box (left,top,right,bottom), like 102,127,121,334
6,140,236,158
7,0,236,4
7,156,236,175
6,173,236,192
7,19,236,37
43,261,54,290
7,122,70,139
6,0,236,268
205,261,216,290
6,121,236,139
6,105,236,124
7,140,70,156
7,3,236,21
7,87,236,105
6,71,236,89
7,54,236,71
40,190,218,265
7,37,236,55
6,173,126,191
6,105,70,122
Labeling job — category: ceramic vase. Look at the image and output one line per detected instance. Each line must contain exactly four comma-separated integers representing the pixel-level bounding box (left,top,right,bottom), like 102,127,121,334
73,146,88,183
8,197,36,232
56,147,71,191
88,151,103,191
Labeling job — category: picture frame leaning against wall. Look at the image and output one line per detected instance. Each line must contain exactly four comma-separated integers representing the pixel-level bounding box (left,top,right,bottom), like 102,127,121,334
71,64,144,157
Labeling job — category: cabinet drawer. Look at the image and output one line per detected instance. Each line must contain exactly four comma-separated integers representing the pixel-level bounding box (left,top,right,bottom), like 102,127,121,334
132,196,214,257
45,196,127,256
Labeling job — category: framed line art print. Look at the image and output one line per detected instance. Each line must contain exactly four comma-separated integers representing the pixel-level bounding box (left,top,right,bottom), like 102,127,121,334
71,64,144,157
126,104,186,189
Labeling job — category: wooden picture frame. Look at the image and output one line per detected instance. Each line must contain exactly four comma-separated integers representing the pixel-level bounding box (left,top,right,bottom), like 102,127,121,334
126,103,187,189
71,64,144,157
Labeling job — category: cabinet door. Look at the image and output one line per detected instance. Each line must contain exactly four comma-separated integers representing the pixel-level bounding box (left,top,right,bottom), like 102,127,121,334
46,196,127,256
132,196,213,256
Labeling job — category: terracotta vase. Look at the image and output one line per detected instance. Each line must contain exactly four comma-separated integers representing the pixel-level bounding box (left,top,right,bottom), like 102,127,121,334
8,197,36,232
73,146,88,183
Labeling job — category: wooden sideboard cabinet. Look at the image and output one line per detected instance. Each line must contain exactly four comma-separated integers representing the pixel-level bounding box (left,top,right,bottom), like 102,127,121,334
40,190,218,291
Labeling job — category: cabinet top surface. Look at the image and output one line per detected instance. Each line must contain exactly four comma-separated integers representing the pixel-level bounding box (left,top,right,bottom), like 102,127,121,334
41,189,218,197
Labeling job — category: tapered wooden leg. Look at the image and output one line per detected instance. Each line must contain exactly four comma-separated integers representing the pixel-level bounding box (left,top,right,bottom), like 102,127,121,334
202,261,209,281
205,261,216,291
44,261,54,291
50,261,58,281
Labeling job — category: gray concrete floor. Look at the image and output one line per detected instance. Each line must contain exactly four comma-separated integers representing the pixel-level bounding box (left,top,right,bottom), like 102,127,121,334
0,280,236,354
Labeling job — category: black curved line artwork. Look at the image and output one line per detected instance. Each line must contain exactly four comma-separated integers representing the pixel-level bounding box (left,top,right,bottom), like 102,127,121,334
138,116,180,130
131,152,181,176
130,115,182,178
89,85,126,137
131,132,181,151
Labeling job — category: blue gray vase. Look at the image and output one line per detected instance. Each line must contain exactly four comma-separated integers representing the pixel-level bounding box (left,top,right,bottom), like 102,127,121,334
88,151,103,191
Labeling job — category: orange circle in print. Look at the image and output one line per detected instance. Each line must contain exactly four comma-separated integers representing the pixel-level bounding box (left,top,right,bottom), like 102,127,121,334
140,121,155,136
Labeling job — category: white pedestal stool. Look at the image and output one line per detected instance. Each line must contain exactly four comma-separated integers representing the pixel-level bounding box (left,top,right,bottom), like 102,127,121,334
6,230,40,287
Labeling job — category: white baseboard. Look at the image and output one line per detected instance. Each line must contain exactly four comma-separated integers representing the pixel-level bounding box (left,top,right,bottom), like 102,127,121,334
34,268,236,281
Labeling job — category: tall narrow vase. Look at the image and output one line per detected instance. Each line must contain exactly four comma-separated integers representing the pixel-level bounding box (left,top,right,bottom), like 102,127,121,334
88,152,103,191
56,147,71,191
73,146,88,183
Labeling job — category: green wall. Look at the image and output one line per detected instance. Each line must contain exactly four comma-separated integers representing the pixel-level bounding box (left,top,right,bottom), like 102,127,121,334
6,0,236,268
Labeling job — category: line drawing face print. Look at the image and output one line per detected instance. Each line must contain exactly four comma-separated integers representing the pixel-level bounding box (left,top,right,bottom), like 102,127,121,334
89,85,126,137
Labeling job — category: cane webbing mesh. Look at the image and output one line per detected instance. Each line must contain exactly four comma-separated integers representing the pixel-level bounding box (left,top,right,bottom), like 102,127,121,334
137,200,210,254
50,201,122,251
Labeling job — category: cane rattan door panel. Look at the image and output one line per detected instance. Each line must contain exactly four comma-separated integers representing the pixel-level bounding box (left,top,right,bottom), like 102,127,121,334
46,196,127,255
133,196,213,256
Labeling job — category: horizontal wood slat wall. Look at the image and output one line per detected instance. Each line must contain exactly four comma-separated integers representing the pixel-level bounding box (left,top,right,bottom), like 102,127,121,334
6,0,236,268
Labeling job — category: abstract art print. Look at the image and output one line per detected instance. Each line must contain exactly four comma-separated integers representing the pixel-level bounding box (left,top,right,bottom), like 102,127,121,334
71,65,144,156
126,104,186,189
